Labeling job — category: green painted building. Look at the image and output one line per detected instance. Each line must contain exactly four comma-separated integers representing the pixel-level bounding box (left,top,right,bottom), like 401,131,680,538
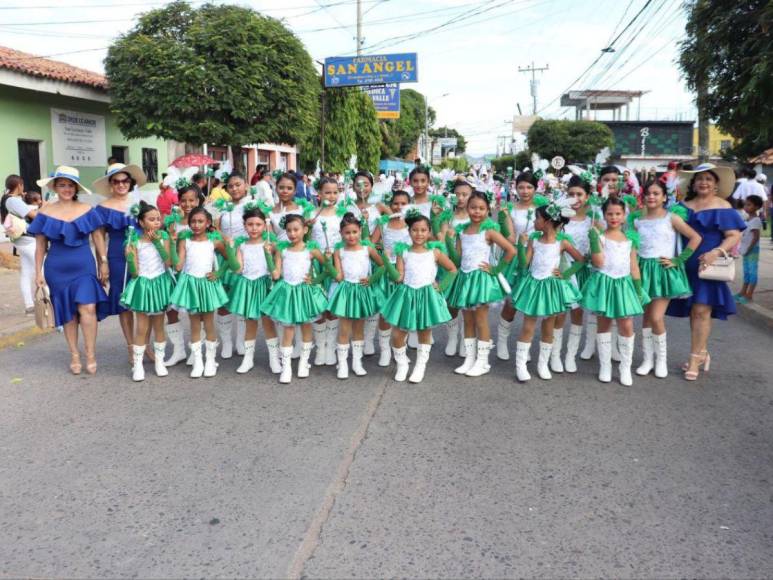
0,46,169,194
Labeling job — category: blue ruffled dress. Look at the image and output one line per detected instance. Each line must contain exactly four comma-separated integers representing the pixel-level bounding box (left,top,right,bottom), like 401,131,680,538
666,204,746,320
27,209,109,326
95,205,136,316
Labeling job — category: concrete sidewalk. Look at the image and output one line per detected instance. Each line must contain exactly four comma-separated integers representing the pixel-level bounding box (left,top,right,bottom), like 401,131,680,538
0,242,51,348
733,237,773,331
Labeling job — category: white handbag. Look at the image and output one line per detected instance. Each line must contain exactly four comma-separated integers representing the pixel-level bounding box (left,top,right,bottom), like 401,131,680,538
698,248,735,282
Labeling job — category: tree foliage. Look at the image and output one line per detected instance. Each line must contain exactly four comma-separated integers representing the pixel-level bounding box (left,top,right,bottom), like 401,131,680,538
299,86,382,174
429,126,467,153
435,156,469,173
105,1,320,170
679,0,773,158
381,89,436,158
526,120,614,162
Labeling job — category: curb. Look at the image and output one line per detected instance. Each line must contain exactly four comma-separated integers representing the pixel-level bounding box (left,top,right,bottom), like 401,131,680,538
736,301,773,333
0,324,52,351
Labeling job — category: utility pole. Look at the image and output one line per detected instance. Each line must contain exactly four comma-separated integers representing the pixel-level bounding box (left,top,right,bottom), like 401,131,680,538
356,0,363,55
518,62,549,115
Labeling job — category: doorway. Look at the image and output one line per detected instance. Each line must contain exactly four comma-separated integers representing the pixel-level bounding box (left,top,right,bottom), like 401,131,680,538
18,140,42,192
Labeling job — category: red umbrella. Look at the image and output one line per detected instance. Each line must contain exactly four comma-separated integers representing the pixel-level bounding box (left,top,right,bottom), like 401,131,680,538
170,153,218,168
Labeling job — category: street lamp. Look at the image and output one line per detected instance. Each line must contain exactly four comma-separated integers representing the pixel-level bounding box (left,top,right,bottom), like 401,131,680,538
424,92,450,163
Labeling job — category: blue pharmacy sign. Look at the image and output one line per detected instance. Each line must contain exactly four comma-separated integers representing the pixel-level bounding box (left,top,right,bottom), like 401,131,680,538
324,53,418,87
362,83,401,119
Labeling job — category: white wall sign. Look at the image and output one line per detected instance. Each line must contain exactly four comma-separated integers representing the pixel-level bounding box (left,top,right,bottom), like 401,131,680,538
51,108,107,167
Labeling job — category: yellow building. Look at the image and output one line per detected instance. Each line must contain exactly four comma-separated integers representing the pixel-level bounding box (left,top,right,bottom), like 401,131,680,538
693,125,736,157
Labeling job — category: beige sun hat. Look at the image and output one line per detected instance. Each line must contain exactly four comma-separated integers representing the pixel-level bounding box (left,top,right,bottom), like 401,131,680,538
677,163,736,199
36,166,92,195
92,163,147,196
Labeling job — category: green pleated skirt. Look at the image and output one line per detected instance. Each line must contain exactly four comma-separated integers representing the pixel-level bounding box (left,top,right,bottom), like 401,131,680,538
638,257,692,299
227,274,272,319
381,283,452,331
504,258,522,286
169,273,229,314
328,280,380,319
445,269,505,309
262,280,328,325
511,273,582,317
120,272,175,314
580,272,651,318
216,254,237,292
573,262,591,290
372,271,399,307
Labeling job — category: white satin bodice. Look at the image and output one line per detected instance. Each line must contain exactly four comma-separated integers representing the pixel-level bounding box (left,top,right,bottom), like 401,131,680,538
311,213,342,252
281,248,312,286
635,215,676,259
183,239,216,278
240,243,268,280
599,236,632,279
382,225,411,263
137,240,166,279
530,240,562,280
460,230,491,273
403,250,437,289
340,247,370,283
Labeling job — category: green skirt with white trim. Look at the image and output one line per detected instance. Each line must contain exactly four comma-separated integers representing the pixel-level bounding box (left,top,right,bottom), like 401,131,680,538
226,274,272,319
120,272,175,314
580,272,650,318
169,273,229,314
380,283,452,331
511,273,582,317
445,269,505,309
262,280,328,325
638,257,691,299
328,280,380,319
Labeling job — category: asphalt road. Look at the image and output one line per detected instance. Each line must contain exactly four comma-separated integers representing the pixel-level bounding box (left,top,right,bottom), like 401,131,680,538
1,308,772,579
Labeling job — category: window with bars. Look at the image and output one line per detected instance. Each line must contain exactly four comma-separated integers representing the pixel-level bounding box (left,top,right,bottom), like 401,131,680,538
142,148,158,182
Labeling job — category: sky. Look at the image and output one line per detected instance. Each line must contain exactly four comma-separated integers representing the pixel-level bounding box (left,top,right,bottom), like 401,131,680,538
0,0,697,155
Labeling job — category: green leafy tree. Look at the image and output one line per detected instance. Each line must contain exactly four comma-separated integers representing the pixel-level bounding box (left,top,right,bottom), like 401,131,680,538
104,1,320,172
379,122,401,158
491,155,516,174
435,156,469,173
429,126,467,153
527,120,613,162
382,89,435,158
679,0,773,158
299,86,381,174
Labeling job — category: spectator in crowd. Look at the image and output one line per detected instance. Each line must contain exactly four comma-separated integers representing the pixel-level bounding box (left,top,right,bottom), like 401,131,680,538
736,194,763,304
156,173,178,217
208,177,230,202
2,174,39,313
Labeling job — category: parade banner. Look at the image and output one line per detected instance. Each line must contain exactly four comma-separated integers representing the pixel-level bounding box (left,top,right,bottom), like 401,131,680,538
325,53,417,87
361,83,400,119
50,108,106,167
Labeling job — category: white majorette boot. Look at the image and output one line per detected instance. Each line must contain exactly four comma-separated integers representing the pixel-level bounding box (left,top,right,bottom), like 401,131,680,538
537,341,553,380
312,321,327,366
611,324,621,362
636,328,654,376
466,340,493,377
132,344,145,382
266,337,282,374
496,316,513,360
336,343,350,379
363,315,378,356
351,340,367,376
596,332,612,383
580,316,597,360
189,341,204,378
203,340,219,377
392,345,410,382
235,316,246,356
409,343,432,383
153,342,168,377
514,341,531,382
279,346,293,384
164,322,187,366
237,339,256,374
454,338,477,374
217,314,234,359
458,323,467,357
653,332,668,378
292,328,302,359
445,315,459,356
549,329,564,373
564,324,583,373
298,342,313,378
325,320,339,366
618,334,635,387
378,329,392,367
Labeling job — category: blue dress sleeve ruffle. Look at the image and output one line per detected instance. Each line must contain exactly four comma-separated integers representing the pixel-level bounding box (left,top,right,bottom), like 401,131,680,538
27,209,104,247
686,205,746,233
95,205,136,232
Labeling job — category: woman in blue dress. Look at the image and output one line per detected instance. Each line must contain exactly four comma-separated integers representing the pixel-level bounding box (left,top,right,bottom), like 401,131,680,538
666,163,745,381
93,163,147,363
30,166,109,375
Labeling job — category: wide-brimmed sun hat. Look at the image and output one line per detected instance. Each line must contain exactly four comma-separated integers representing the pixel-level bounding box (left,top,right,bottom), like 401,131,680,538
92,163,147,196
36,166,92,195
677,162,735,199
